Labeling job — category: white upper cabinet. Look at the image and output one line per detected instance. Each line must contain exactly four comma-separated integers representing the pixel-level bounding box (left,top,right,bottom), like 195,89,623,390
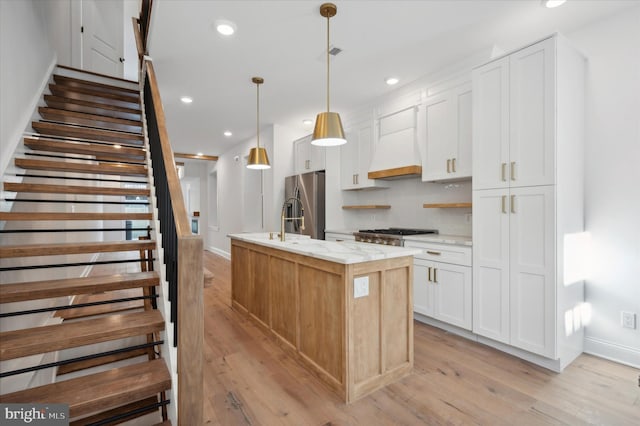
420,82,472,182
341,119,389,190
473,38,555,190
294,134,326,174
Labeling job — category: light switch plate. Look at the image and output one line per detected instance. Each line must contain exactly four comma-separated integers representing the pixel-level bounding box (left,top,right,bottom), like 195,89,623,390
354,276,369,298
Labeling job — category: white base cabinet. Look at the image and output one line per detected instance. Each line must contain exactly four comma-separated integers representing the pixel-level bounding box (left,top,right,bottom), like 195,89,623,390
407,241,472,331
472,34,586,368
473,185,555,357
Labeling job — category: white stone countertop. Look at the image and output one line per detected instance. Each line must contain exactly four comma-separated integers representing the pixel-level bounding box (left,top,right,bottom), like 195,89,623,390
228,233,421,265
403,234,472,246
324,229,357,235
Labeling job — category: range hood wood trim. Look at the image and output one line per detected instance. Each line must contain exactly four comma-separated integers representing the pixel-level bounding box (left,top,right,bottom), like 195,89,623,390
368,165,422,180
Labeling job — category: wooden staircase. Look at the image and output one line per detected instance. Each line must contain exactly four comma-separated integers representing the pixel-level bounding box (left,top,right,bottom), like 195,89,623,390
0,68,171,425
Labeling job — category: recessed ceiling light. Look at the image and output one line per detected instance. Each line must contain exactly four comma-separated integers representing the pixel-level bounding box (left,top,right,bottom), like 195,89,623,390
302,119,313,126
180,96,193,104
196,152,203,157
215,20,236,36
224,130,232,137
385,77,399,86
542,0,566,8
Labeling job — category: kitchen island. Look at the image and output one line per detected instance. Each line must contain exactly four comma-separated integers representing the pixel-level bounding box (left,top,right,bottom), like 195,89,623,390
229,233,420,403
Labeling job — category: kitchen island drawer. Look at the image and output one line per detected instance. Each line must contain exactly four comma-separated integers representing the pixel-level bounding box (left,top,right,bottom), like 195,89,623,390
404,241,471,266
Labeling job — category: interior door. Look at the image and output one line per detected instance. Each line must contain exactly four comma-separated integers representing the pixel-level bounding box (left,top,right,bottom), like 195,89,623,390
82,0,124,77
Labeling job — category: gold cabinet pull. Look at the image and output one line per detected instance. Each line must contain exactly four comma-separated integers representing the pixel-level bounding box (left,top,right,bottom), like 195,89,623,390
501,163,507,181
427,267,432,282
511,161,516,181
447,159,451,173
426,250,441,256
501,195,507,213
510,194,516,213
433,268,438,284
452,158,456,173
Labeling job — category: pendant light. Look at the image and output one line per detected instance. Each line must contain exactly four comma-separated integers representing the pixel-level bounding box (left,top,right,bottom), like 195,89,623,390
311,3,346,147
247,77,271,169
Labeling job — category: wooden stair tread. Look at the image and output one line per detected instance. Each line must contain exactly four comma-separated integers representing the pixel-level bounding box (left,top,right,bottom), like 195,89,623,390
15,158,147,176
0,212,151,221
24,137,146,159
49,84,140,109
0,271,159,303
54,74,140,96
58,347,149,376
33,122,144,144
0,310,164,361
56,64,138,86
0,359,171,419
4,182,149,196
39,107,142,133
69,396,162,426
0,240,155,259
56,299,145,320
45,94,142,121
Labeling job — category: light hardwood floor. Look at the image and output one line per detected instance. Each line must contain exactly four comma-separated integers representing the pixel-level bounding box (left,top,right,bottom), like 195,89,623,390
202,251,639,425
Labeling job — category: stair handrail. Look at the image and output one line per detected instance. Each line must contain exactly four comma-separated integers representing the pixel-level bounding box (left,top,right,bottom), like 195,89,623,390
133,7,203,425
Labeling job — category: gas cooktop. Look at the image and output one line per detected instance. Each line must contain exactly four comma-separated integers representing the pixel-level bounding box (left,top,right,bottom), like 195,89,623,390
354,228,438,246
357,228,439,236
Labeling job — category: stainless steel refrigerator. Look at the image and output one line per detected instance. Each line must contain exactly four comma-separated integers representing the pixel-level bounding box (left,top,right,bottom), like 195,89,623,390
284,171,325,240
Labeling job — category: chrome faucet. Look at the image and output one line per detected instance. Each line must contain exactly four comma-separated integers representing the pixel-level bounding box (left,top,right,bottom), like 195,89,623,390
280,197,305,241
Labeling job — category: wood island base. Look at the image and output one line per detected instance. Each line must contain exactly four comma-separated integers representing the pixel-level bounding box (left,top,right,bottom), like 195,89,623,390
230,238,414,403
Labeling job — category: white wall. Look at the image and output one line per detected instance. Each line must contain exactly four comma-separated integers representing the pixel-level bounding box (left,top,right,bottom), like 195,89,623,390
0,0,56,177
568,7,640,367
206,126,275,256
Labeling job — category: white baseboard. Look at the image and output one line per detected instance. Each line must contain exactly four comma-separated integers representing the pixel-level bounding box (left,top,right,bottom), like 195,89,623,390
584,336,640,368
206,246,230,260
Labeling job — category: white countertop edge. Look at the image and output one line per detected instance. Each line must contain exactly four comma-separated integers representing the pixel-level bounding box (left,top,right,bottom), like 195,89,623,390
402,234,472,246
229,233,420,265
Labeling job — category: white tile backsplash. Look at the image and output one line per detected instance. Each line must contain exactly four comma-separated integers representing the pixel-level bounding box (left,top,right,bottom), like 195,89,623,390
341,178,472,235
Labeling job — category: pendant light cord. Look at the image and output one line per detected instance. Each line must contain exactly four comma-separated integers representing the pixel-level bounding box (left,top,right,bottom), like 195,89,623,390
326,14,330,113
256,81,260,148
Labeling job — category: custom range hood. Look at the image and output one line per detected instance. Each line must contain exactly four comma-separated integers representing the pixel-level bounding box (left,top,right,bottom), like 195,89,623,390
367,105,422,179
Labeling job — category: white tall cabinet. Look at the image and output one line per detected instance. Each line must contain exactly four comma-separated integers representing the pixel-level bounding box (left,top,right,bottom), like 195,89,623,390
472,34,586,370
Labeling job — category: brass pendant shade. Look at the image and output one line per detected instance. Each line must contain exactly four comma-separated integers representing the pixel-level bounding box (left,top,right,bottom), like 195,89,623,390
311,3,346,147
312,111,345,146
247,76,271,169
247,146,270,169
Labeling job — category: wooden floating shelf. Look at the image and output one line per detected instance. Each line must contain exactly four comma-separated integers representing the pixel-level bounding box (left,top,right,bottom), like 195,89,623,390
342,205,391,210
423,203,472,208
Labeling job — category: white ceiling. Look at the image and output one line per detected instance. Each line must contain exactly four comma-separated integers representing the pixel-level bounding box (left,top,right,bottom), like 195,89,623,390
148,0,638,156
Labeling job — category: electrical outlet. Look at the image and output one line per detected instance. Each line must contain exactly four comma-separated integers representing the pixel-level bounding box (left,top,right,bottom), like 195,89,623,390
354,277,369,298
621,311,636,329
